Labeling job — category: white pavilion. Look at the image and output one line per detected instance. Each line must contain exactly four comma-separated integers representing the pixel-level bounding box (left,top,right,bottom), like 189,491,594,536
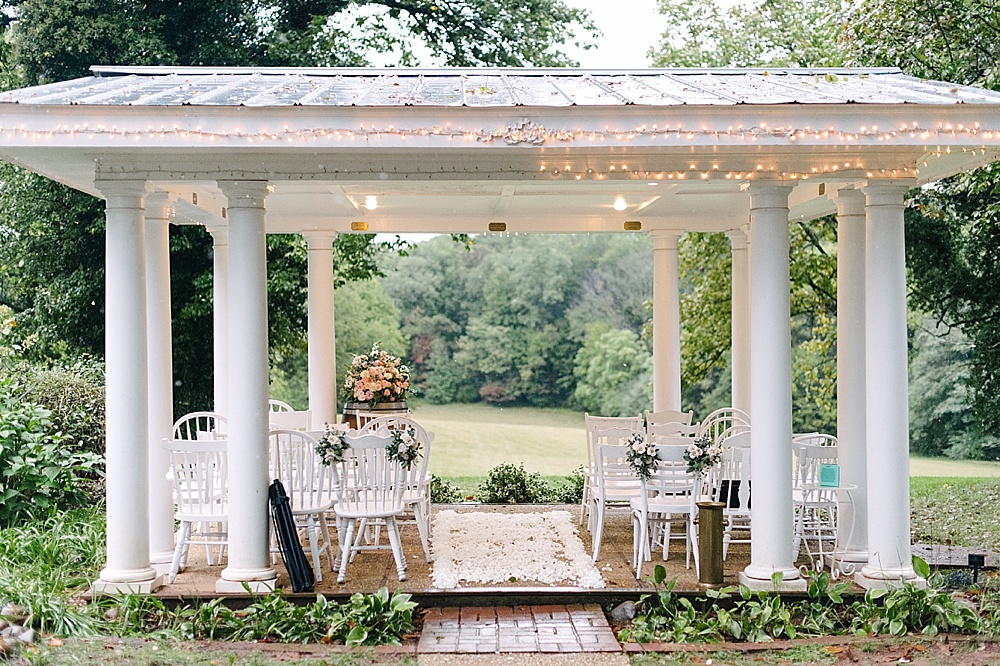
1,66,999,593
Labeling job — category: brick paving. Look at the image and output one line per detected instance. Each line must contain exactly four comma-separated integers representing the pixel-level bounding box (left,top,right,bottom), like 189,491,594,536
418,604,621,653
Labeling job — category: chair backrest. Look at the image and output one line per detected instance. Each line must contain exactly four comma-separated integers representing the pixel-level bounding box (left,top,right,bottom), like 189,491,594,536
269,399,295,412
164,439,228,519
793,441,839,489
269,429,336,511
705,430,751,510
585,414,643,473
792,433,838,448
698,407,750,446
647,422,699,440
269,409,313,431
335,433,407,514
636,443,696,513
358,415,433,487
173,412,228,441
354,411,386,429
594,435,643,503
645,409,694,427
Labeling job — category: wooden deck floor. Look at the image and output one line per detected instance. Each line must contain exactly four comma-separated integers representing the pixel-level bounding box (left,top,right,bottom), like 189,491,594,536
157,503,820,601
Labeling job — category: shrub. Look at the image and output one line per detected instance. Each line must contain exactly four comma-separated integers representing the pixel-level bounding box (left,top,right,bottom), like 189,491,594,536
476,463,553,503
429,474,462,503
550,466,586,504
0,378,101,527
11,357,105,458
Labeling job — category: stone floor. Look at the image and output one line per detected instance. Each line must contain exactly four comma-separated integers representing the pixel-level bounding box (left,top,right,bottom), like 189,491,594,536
157,503,765,597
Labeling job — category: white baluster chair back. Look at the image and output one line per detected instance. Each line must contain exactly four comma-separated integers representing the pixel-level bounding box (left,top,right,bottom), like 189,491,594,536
582,414,643,526
631,441,696,579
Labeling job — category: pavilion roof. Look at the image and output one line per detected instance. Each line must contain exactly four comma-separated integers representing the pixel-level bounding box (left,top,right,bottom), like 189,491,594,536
3,66,1000,108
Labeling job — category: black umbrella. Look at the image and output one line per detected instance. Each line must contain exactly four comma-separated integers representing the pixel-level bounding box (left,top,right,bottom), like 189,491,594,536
268,479,315,592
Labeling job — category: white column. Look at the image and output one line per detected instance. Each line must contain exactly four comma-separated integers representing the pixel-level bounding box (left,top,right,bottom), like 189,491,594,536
216,180,277,593
651,231,682,412
833,188,869,565
209,226,229,417
741,183,802,587
858,180,920,586
92,180,162,593
305,232,338,426
727,228,751,416
144,192,176,574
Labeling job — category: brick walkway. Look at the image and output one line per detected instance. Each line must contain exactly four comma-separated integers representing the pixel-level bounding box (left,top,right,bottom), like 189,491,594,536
417,604,621,653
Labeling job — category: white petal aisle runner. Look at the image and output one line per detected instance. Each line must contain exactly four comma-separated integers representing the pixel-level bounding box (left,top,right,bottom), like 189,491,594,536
430,509,606,589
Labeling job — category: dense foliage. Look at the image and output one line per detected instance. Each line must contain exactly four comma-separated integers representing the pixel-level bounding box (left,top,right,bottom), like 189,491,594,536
0,0,595,417
0,378,100,527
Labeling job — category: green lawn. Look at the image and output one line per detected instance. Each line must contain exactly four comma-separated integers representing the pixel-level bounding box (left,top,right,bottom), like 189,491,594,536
408,402,587,476
408,402,1000,479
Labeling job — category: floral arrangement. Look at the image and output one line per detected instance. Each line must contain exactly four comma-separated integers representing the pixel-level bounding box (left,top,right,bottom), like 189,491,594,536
625,431,657,481
387,425,421,469
683,436,722,477
341,343,411,407
315,423,349,465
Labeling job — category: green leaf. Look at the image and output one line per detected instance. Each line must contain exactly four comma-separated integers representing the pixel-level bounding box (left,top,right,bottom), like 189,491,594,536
654,564,667,585
345,625,368,646
912,554,931,579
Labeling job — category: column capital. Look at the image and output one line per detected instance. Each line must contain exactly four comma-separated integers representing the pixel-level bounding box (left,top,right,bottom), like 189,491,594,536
746,183,793,212
207,225,229,245
861,179,914,207
217,180,271,209
832,187,866,216
144,191,173,222
303,231,338,250
650,230,681,251
95,179,147,209
726,228,748,249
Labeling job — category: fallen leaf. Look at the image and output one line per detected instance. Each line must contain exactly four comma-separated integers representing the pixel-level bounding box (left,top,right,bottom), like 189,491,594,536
47,638,63,647
826,646,844,654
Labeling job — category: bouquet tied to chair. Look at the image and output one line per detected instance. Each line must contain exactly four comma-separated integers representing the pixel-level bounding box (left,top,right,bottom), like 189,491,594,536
683,436,722,477
625,432,657,480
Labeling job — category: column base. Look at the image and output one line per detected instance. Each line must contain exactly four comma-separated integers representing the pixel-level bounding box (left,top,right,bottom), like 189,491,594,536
854,572,927,591
150,550,175,577
216,577,278,594
832,548,869,563
91,574,164,595
738,571,807,592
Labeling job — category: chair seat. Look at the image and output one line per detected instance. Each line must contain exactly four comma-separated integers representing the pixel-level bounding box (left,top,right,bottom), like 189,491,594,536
630,496,692,513
335,499,405,520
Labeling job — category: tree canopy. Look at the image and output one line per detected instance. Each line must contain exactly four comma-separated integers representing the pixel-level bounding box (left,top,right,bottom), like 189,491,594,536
0,0,596,416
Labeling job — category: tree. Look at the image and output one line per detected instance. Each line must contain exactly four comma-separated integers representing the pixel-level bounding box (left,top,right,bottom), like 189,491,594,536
572,323,652,416
0,0,596,415
846,0,1000,435
651,0,848,69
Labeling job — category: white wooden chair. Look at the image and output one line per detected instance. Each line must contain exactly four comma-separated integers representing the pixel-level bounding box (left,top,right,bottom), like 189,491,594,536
164,438,228,584
582,414,644,526
268,399,312,431
170,412,229,568
647,422,699,440
697,407,750,445
792,435,839,562
268,429,338,583
331,433,408,584
701,428,752,561
358,415,434,562
630,441,697,580
589,427,643,561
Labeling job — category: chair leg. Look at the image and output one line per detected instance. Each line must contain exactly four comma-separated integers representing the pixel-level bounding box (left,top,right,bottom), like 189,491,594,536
350,518,368,564
412,502,432,563
385,516,407,582
591,500,605,562
305,516,322,584
337,518,357,585
318,512,336,572
579,479,591,525
168,521,191,585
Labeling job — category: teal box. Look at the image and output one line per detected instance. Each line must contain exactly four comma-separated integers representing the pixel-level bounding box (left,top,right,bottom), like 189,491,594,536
819,463,840,488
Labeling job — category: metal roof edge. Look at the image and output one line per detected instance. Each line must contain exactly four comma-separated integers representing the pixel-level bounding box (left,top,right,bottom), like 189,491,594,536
89,65,905,77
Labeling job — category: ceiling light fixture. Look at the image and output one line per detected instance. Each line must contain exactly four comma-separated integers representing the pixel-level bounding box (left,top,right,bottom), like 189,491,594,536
613,196,628,211
364,195,378,210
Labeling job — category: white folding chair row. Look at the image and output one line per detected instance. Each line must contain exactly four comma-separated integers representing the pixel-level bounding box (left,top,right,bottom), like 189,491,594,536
357,415,434,563
268,429,338,583
630,440,697,580
581,414,643,527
